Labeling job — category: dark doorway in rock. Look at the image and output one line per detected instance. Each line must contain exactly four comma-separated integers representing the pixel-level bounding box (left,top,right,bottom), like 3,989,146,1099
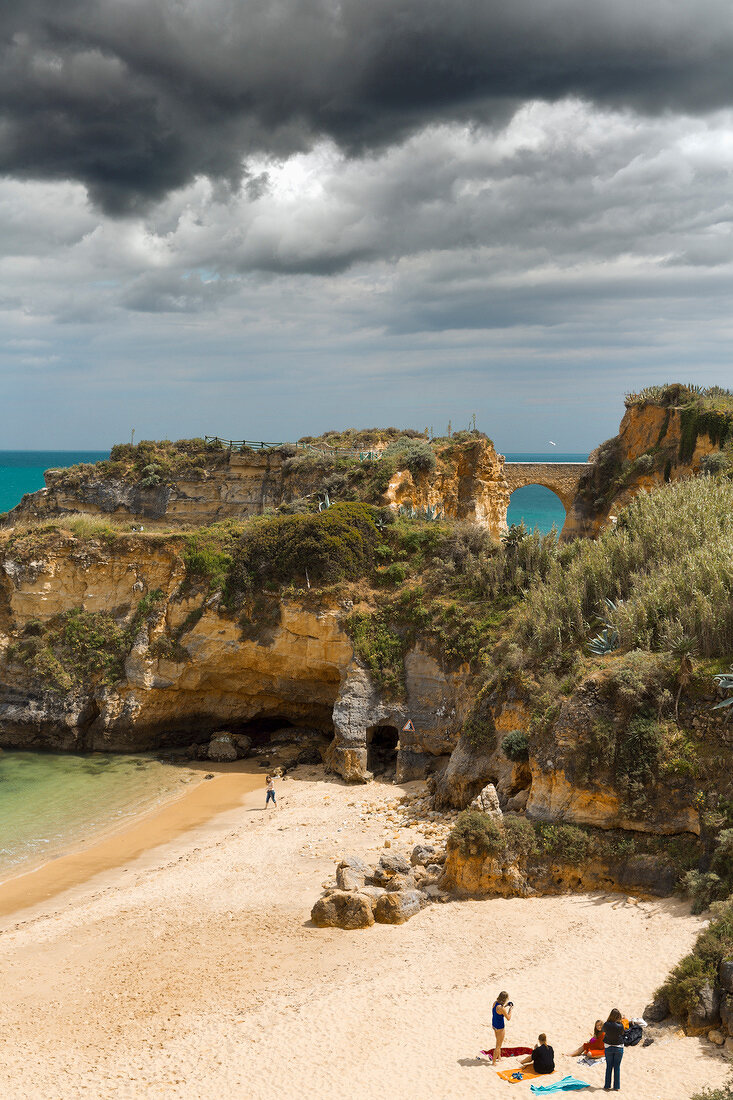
367,724,399,775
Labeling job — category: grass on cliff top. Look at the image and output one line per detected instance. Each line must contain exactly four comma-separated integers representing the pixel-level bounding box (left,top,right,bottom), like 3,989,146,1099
45,437,229,491
513,476,733,659
624,382,733,412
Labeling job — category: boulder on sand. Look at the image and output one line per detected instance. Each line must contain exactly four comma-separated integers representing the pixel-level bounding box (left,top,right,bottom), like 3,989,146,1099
336,855,371,891
207,736,237,762
643,994,669,1023
311,890,374,929
373,890,425,925
385,872,417,892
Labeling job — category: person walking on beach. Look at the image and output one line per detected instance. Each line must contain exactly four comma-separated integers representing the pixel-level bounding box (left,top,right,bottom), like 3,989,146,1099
602,1008,625,1091
491,991,512,1065
265,774,277,810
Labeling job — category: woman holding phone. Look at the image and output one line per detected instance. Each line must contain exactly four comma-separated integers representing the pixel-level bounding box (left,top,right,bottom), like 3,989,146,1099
492,990,513,1065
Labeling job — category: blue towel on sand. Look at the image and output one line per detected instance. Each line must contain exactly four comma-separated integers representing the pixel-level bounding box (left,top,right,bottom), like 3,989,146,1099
529,1077,590,1094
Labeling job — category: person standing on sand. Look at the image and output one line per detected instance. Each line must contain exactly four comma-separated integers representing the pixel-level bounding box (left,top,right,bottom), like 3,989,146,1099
602,1008,625,1091
265,774,277,810
491,991,512,1065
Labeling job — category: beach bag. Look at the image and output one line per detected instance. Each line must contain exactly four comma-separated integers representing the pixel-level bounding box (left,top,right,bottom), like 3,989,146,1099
624,1024,643,1047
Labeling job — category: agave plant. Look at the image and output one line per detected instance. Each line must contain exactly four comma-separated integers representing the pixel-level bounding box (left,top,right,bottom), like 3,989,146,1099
588,627,619,656
712,666,733,711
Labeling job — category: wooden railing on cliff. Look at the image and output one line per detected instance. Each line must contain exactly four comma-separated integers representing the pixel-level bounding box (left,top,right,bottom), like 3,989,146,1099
204,437,383,460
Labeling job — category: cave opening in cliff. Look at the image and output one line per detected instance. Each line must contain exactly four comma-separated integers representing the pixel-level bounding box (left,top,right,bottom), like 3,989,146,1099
367,725,399,775
235,716,295,748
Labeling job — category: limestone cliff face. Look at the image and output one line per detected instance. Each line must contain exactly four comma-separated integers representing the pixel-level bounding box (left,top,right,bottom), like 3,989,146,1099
432,667,706,844
5,437,513,538
4,451,326,527
440,845,677,898
0,534,470,777
385,438,510,535
563,402,723,539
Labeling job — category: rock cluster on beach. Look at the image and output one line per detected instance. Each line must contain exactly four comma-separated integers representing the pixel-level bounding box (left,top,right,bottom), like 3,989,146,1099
311,845,451,929
645,958,733,1055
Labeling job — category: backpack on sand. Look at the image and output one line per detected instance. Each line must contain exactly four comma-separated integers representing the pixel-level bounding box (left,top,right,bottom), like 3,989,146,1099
624,1024,643,1047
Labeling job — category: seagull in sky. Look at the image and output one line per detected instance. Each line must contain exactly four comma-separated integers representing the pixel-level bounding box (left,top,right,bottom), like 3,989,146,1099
548,440,557,446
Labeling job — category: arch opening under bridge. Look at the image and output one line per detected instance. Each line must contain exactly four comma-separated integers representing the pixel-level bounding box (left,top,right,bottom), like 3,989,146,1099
502,462,591,538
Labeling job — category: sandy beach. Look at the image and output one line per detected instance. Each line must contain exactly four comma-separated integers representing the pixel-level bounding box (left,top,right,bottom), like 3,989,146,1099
0,764,728,1100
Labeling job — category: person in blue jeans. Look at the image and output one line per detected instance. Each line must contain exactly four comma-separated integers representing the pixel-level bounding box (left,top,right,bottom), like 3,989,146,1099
602,1008,625,1091
265,774,277,809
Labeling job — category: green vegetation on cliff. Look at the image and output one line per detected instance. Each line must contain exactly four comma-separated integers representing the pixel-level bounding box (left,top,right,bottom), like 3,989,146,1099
47,437,229,489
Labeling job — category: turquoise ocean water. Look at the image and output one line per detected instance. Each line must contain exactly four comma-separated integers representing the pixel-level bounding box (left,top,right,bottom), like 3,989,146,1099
0,752,198,878
504,452,588,533
0,450,109,514
0,448,585,879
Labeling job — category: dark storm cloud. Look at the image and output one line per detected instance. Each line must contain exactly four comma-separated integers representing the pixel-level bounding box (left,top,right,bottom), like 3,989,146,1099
2,0,733,212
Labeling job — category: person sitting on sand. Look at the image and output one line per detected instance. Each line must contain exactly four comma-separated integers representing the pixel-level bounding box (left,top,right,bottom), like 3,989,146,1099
265,774,277,810
491,991,512,1065
569,1019,605,1058
520,1033,555,1075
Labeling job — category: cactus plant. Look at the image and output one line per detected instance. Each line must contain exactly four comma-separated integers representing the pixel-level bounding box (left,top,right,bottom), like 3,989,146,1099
712,666,733,711
588,627,619,656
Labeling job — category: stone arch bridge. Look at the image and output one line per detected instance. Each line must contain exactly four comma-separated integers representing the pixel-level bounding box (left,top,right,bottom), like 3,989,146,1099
503,462,592,532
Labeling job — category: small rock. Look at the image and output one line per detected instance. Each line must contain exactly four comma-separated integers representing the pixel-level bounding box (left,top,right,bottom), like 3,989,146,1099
410,844,437,867
373,890,424,925
311,890,374,929
708,1029,725,1046
425,863,444,876
385,873,417,892
644,995,669,1023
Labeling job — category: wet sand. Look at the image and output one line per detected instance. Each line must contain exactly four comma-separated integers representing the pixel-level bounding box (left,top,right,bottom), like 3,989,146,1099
0,761,263,920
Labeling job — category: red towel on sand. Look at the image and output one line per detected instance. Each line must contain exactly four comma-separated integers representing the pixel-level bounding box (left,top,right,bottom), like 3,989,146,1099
480,1047,533,1061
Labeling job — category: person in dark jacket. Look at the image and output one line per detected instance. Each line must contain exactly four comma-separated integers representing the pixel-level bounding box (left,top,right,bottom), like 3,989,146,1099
520,1033,555,1074
603,1008,625,1091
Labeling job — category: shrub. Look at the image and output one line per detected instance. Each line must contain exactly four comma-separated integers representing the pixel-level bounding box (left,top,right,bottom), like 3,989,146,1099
614,715,664,812
657,900,733,1018
690,1085,733,1100
534,823,597,864
347,610,408,697
382,437,437,477
501,730,529,762
225,502,380,603
503,815,540,860
448,810,505,859
701,451,730,476
381,562,408,585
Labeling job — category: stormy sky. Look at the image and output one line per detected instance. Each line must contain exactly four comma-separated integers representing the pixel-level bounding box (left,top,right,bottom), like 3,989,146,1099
1,0,733,450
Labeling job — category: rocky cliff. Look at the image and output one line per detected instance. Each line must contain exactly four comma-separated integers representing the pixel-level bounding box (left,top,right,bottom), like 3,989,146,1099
3,433,513,537
0,515,721,865
0,529,473,777
563,384,733,538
